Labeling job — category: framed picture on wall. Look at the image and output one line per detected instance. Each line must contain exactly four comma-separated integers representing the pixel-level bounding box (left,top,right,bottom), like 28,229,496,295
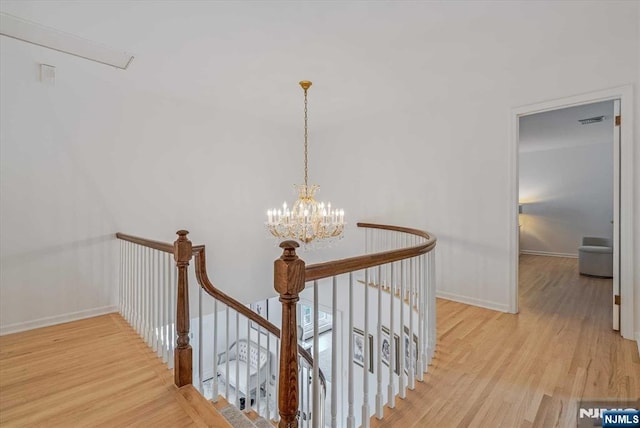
403,326,419,374
381,326,400,375
250,299,269,330
353,328,374,373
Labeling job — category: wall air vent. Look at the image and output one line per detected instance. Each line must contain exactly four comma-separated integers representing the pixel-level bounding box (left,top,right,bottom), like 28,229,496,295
578,116,605,125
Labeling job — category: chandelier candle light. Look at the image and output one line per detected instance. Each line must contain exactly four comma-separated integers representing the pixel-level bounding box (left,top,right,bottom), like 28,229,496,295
266,80,345,245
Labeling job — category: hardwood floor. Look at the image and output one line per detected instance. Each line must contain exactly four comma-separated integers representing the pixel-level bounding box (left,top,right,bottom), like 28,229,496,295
1,256,637,427
0,313,230,427
371,255,640,427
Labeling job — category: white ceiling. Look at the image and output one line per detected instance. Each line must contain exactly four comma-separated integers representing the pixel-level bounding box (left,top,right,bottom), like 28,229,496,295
519,100,614,153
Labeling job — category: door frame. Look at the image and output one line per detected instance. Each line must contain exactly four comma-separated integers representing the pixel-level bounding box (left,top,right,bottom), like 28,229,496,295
508,85,635,340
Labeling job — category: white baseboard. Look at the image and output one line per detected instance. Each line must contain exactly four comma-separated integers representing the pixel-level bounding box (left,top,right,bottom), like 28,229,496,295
520,250,578,258
636,332,640,357
436,290,510,313
0,305,118,336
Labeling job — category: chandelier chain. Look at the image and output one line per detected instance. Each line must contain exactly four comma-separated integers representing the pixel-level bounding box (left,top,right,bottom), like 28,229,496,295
303,87,309,195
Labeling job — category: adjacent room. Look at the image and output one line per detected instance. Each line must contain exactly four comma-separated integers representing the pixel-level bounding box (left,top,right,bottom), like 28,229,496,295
518,100,617,327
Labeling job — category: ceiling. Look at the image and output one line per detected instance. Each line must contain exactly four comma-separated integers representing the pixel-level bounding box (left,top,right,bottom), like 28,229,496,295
519,100,615,153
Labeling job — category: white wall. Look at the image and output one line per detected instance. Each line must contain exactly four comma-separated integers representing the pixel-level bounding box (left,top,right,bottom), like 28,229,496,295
0,1,638,331
519,102,614,256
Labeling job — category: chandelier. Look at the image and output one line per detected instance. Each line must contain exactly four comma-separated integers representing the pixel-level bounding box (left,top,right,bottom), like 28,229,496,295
266,81,345,245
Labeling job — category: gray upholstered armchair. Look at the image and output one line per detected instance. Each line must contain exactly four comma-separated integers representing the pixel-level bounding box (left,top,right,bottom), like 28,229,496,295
578,237,613,278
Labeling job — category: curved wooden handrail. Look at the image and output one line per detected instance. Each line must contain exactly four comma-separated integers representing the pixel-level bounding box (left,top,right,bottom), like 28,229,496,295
116,232,175,253
114,232,326,389
192,246,327,389
304,222,437,282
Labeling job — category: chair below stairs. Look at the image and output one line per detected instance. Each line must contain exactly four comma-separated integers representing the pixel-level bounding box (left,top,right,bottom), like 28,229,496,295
217,339,271,404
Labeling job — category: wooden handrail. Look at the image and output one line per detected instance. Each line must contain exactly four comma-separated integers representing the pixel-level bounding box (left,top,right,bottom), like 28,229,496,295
304,222,437,282
191,245,326,389
116,232,175,253
115,232,323,386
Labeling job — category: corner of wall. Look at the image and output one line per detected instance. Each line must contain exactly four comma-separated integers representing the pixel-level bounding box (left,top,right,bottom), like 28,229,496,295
435,290,511,313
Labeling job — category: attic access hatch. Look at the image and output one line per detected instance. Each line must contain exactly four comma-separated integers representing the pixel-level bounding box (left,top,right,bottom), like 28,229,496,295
0,12,134,69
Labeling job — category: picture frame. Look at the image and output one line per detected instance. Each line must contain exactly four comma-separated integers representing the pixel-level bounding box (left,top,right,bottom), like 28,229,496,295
353,328,374,373
250,299,269,330
403,326,419,374
381,326,400,375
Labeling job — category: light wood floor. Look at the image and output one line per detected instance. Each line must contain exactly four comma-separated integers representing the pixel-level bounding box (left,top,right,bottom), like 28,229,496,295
1,256,638,427
371,255,640,427
0,313,230,427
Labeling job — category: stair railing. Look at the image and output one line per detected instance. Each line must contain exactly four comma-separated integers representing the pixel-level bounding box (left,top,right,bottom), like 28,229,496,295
115,230,325,425
274,222,437,428
116,221,436,428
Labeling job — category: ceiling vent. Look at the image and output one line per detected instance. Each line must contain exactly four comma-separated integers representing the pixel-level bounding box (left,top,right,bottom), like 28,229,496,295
578,116,605,125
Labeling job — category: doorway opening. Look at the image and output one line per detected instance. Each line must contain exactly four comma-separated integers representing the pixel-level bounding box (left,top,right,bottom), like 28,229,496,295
508,86,634,339
517,100,616,328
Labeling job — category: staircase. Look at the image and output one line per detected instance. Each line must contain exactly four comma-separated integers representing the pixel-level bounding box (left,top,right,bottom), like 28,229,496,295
116,221,437,427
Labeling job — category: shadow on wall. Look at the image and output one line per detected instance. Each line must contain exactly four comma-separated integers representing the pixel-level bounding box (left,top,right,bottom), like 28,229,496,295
0,234,114,267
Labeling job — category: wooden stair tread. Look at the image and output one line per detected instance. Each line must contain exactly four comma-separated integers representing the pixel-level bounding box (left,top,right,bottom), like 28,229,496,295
178,385,232,427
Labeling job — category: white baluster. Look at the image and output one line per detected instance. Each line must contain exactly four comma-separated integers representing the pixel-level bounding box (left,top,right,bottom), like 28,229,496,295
123,242,128,322
274,344,280,423
164,252,170,365
388,262,396,409
132,245,137,332
235,310,240,409
266,330,270,421
199,285,203,393
156,251,162,358
307,362,311,428
225,306,230,399
137,245,142,336
118,240,123,314
212,299,219,402
429,250,436,362
313,281,320,428
375,265,383,419
362,268,370,428
408,258,415,390
331,276,338,428
140,247,145,341
144,247,150,345
347,272,355,428
168,257,176,370
245,315,250,413
257,325,261,416
148,248,153,348
417,254,425,381
151,249,157,353
399,260,406,399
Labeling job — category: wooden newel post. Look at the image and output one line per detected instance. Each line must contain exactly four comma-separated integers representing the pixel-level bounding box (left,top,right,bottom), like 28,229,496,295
174,229,193,387
274,240,306,428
